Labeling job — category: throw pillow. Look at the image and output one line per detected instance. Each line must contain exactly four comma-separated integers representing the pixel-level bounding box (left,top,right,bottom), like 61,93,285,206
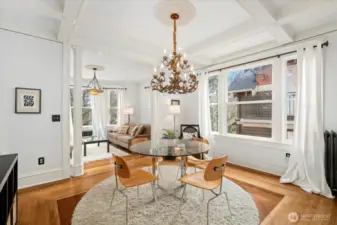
118,125,129,134
182,132,198,139
135,125,145,136
130,126,139,136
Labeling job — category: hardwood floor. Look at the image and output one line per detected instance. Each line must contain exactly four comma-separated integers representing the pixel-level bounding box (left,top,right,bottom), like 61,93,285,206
18,157,337,225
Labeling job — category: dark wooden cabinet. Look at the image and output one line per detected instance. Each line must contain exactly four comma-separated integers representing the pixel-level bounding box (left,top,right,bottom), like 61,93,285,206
0,154,18,225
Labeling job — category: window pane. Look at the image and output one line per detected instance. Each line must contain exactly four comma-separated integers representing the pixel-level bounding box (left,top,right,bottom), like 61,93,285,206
110,91,118,107
82,108,92,126
210,105,218,132
208,76,218,103
228,64,272,102
110,108,118,125
286,59,297,140
227,103,272,138
82,90,91,107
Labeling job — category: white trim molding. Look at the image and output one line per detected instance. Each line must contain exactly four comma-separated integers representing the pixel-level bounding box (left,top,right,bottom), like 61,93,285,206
19,169,64,189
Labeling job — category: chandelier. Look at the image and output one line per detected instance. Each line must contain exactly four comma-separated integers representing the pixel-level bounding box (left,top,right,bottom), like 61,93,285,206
151,13,198,94
86,65,104,96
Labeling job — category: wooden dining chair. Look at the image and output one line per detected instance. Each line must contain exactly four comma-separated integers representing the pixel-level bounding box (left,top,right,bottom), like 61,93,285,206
178,155,232,225
110,154,159,224
175,138,211,179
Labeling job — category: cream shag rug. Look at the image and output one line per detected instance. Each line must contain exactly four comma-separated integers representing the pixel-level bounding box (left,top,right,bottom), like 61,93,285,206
72,166,259,225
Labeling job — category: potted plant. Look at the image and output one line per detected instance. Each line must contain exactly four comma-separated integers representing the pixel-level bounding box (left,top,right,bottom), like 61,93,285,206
161,129,177,139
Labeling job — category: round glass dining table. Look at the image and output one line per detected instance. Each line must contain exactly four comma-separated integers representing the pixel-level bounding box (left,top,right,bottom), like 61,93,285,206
129,139,210,179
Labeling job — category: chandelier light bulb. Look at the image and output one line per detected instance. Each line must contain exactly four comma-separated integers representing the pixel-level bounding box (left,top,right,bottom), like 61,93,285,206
183,52,187,58
190,65,194,71
154,67,157,73
164,48,167,54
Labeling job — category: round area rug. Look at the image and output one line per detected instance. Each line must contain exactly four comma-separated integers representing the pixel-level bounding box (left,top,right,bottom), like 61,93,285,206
72,166,259,225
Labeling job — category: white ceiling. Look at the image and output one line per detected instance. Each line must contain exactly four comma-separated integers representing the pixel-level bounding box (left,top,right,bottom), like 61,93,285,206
1,0,337,81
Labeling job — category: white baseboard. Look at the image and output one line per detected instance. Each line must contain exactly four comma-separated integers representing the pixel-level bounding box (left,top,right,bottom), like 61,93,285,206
19,169,64,189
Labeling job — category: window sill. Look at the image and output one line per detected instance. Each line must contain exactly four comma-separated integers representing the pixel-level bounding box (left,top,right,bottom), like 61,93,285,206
82,126,92,131
212,133,292,151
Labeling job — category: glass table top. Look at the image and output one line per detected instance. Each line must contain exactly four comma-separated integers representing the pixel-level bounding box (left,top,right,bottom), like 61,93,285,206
82,136,107,143
129,139,209,157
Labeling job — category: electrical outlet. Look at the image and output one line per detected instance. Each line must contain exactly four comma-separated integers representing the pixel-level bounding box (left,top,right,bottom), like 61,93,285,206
38,157,45,165
285,153,291,158
52,115,61,122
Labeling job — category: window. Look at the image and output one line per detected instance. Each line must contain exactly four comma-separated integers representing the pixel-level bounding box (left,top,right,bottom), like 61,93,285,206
109,90,118,125
284,58,297,141
208,76,219,132
226,63,273,138
208,55,298,143
70,89,93,126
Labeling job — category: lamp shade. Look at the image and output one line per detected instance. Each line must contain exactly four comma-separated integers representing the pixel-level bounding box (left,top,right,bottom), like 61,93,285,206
124,107,134,115
169,105,180,114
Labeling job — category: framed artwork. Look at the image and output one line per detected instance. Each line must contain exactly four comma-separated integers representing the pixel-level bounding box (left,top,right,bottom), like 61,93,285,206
15,87,41,114
171,99,180,105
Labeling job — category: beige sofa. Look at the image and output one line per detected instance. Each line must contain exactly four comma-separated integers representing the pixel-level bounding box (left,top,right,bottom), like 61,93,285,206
108,124,151,150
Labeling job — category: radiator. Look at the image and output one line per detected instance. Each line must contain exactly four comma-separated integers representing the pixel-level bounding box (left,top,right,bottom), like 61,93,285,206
324,130,337,196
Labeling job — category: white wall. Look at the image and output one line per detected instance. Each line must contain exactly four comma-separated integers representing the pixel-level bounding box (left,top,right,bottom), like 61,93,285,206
0,30,64,187
324,32,337,130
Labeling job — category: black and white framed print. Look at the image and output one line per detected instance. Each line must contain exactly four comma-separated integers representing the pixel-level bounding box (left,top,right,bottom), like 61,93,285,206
15,88,41,114
171,99,180,105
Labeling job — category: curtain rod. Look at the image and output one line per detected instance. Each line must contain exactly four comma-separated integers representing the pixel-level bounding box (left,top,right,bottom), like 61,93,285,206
69,85,127,90
202,41,329,75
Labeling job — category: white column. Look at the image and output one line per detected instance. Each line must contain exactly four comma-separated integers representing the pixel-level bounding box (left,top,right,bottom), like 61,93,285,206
150,90,159,149
62,42,71,178
71,46,84,176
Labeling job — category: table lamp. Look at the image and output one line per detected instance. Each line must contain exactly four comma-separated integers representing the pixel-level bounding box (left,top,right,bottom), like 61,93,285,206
169,105,180,134
124,107,134,124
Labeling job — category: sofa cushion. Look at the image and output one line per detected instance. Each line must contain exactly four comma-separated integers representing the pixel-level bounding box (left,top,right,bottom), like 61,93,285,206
142,124,151,135
117,135,132,143
127,124,137,135
118,125,129,134
130,126,139,136
135,125,144,136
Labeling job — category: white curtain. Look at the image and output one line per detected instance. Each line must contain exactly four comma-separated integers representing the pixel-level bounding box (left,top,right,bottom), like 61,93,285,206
118,89,126,125
92,91,109,138
280,42,333,198
198,75,215,159
151,91,162,148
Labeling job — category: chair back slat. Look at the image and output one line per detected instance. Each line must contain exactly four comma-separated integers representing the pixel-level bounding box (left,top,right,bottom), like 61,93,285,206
113,154,131,178
204,155,228,181
131,137,149,145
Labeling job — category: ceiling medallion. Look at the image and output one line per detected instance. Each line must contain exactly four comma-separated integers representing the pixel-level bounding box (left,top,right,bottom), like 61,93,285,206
85,65,104,96
151,13,198,94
